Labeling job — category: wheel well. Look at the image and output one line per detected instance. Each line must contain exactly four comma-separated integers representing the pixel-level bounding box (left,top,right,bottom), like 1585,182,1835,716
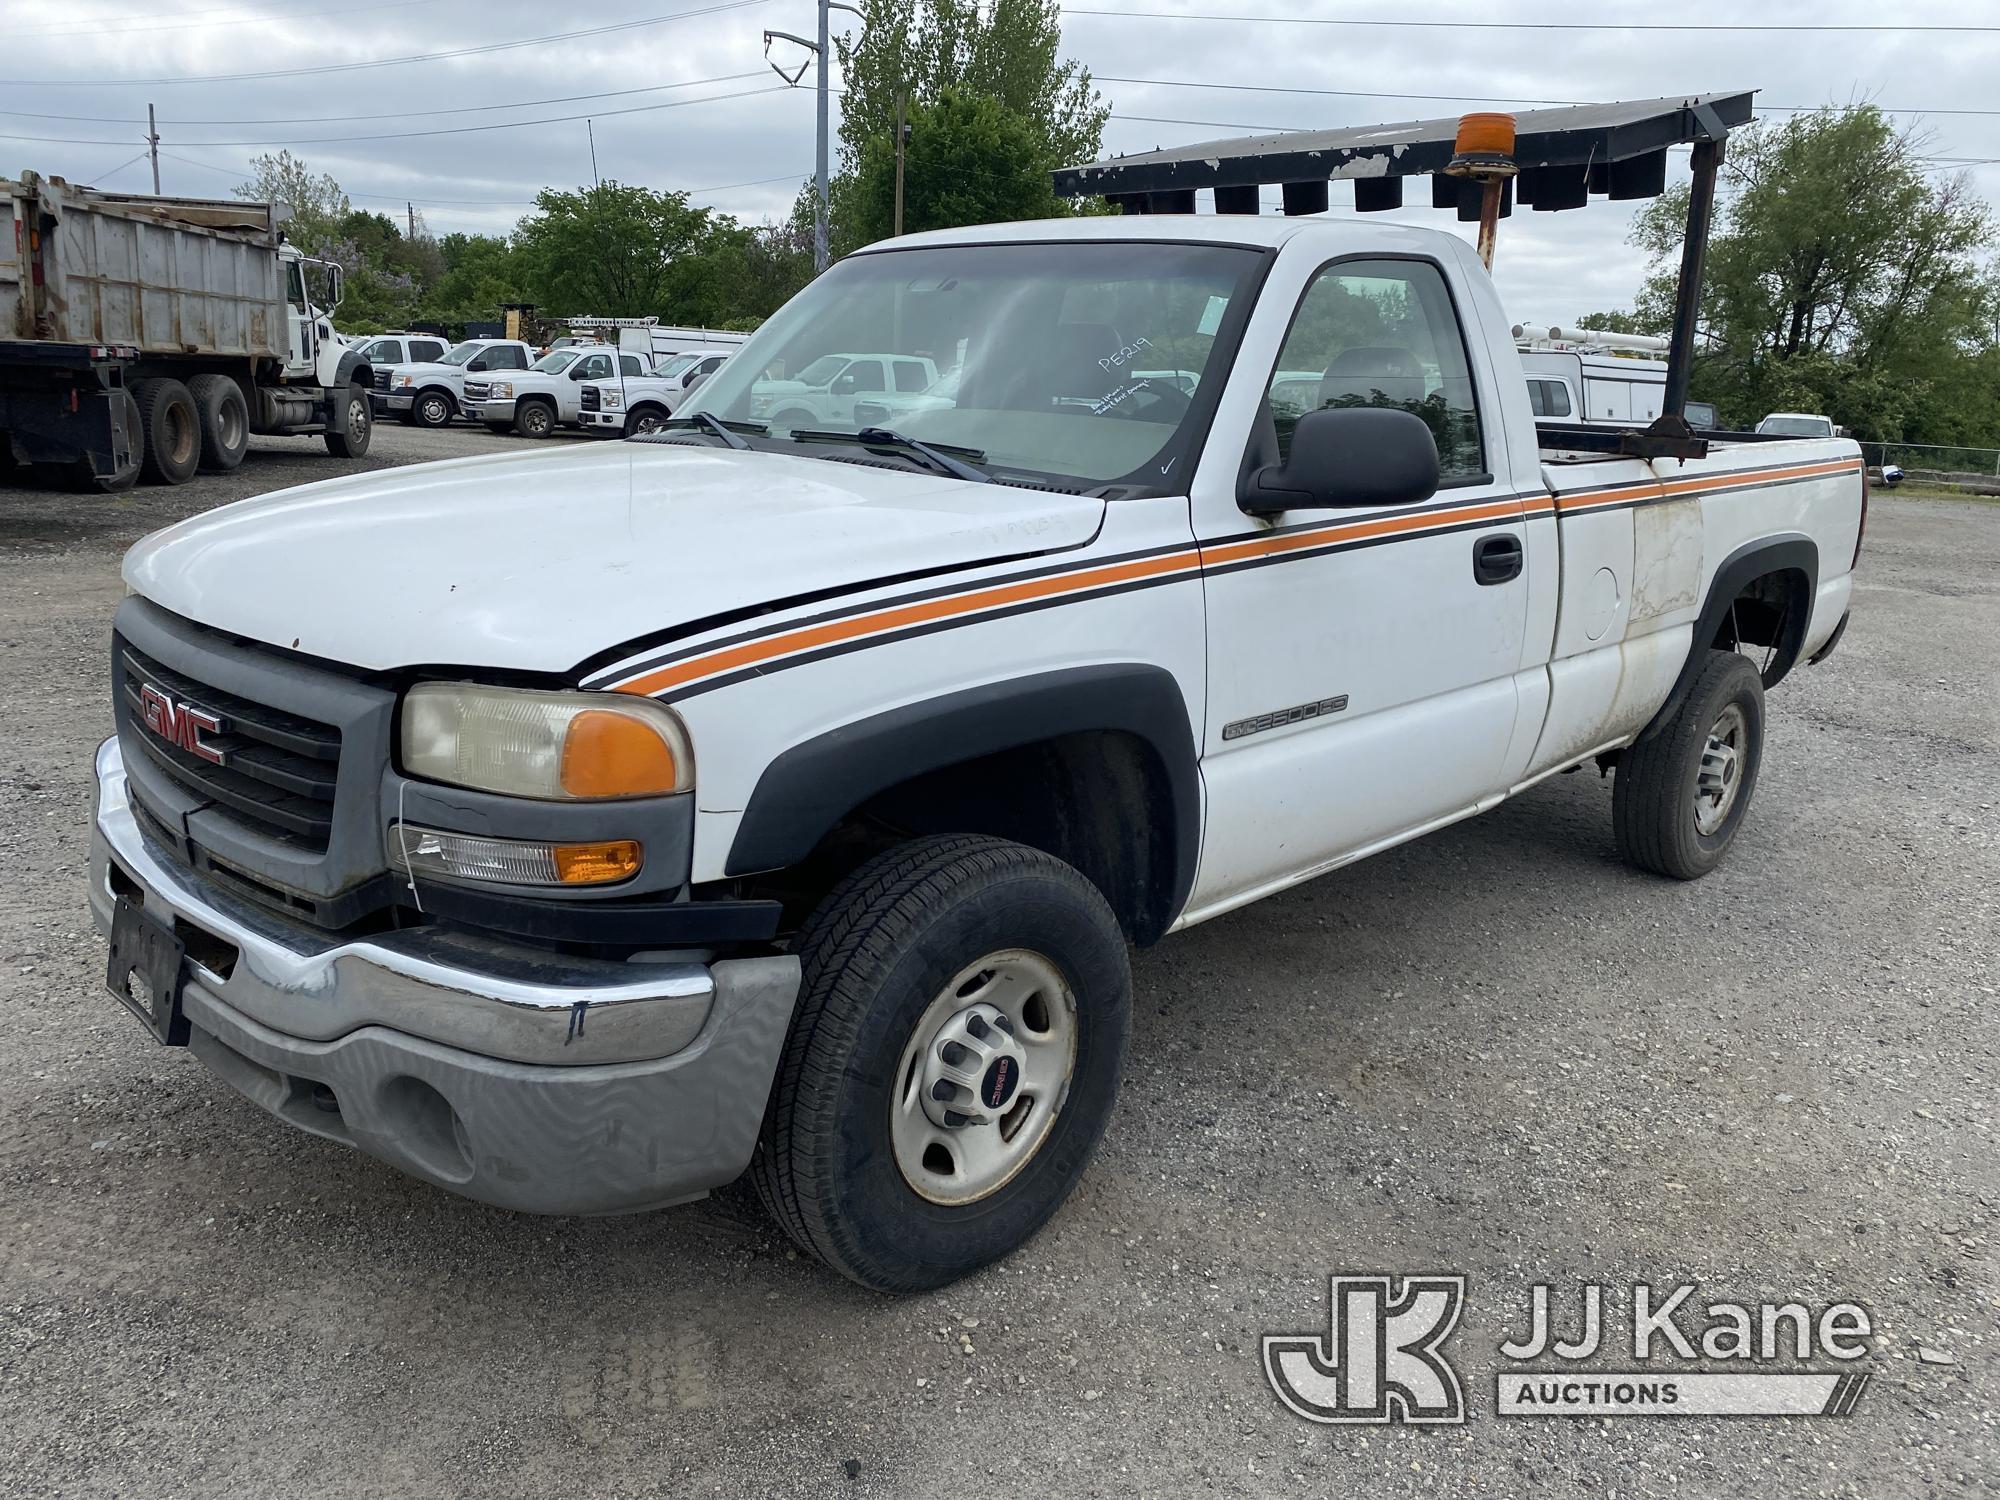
1708,565,1813,688
518,392,557,408
759,728,1185,946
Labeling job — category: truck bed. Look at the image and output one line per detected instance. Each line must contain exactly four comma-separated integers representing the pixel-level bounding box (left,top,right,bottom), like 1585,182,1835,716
3,173,285,360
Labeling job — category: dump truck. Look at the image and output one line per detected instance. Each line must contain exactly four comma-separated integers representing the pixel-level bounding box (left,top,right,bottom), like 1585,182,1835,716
1,171,374,491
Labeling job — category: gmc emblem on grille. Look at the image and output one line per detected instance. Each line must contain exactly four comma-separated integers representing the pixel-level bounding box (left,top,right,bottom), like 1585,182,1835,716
138,684,225,765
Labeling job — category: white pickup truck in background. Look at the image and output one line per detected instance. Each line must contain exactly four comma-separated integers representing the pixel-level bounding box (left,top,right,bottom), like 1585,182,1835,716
91,214,1862,1296
577,350,733,437
748,351,941,430
463,345,654,438
371,338,537,428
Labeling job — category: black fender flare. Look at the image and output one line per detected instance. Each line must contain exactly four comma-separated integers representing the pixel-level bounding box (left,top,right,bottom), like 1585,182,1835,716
724,663,1203,937
332,350,372,389
1642,533,1817,741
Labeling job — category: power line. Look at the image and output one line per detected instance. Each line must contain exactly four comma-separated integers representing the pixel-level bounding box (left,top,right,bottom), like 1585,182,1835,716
0,0,774,88
1094,74,2000,122
156,148,803,211
0,71,771,128
0,82,794,149
1069,7,2000,32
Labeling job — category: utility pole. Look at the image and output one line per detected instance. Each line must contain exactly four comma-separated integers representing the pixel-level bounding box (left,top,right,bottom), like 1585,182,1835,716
764,0,862,274
893,90,907,237
587,118,601,189
407,201,417,240
146,104,160,194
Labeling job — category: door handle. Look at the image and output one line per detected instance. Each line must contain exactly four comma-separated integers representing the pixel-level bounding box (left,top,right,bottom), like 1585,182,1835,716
1474,534,1523,585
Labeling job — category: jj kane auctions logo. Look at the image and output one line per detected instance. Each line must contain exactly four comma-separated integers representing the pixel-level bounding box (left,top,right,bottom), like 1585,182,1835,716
1264,1276,1875,1424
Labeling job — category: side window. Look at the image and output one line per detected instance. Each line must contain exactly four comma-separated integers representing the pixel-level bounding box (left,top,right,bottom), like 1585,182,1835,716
414,339,446,362
619,354,645,375
848,360,886,393
504,347,530,370
894,360,929,392
1527,379,1572,418
1265,257,1484,478
577,354,612,380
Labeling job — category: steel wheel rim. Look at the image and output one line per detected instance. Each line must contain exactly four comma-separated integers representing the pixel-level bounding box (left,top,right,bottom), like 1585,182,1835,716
167,406,196,465
1694,702,1748,835
421,395,448,424
526,408,550,435
346,395,368,442
632,412,662,434
890,949,1077,1206
220,399,245,449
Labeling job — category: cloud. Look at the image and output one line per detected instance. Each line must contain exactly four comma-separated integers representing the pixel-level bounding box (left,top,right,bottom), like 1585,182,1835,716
4,0,1994,322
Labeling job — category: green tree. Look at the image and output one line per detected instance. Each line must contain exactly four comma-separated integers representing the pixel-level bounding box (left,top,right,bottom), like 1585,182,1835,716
846,90,1066,245
234,150,351,254
418,233,529,329
1584,107,1996,438
826,0,1105,251
513,181,736,318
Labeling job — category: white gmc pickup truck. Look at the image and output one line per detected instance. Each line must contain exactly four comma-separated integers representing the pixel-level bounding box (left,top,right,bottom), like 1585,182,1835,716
92,216,1862,1292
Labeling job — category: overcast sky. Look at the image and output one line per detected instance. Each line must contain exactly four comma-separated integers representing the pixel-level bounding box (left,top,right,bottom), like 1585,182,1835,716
4,0,1996,323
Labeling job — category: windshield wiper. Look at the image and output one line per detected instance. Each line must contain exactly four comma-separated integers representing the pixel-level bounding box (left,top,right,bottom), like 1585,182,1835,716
790,426,991,484
656,412,765,449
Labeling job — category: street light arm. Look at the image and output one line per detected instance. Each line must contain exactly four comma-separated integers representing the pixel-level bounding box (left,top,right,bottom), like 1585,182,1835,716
762,29,815,85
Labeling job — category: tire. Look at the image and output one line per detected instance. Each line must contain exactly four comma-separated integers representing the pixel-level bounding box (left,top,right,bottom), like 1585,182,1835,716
323,381,373,458
622,404,669,438
513,399,556,439
186,374,250,472
412,388,455,428
1614,649,1766,880
132,377,200,485
752,835,1130,1294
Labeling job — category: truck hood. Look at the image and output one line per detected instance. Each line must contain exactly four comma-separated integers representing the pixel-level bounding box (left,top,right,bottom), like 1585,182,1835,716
122,442,1106,674
391,361,464,380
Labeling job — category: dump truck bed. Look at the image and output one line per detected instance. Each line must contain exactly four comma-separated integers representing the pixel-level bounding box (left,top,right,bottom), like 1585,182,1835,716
2,172,286,360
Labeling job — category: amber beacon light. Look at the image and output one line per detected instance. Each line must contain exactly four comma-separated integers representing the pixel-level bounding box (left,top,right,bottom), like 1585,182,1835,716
1447,112,1518,270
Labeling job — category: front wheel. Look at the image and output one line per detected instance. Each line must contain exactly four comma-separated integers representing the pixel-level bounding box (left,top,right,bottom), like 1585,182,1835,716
412,389,455,428
622,404,669,437
323,381,373,458
752,836,1130,1293
513,400,556,439
1614,649,1766,879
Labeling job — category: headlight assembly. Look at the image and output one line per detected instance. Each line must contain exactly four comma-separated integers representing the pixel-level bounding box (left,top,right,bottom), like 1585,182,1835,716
400,684,693,800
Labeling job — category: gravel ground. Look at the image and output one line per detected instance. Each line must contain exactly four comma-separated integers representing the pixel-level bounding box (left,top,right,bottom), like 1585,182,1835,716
1,429,1994,1498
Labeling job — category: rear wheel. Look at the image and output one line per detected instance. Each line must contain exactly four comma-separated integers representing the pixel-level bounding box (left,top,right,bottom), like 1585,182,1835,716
323,381,373,458
412,388,455,428
513,399,556,439
132,377,200,485
1614,649,1766,879
187,374,250,472
752,835,1130,1293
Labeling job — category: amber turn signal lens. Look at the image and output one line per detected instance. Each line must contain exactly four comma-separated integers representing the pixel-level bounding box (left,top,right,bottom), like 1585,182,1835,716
1453,112,1517,160
553,840,644,885
560,709,680,798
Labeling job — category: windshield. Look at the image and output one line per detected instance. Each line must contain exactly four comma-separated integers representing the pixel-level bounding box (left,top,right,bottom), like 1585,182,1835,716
684,240,1266,490
439,343,484,367
532,350,579,374
1758,415,1832,437
656,353,701,378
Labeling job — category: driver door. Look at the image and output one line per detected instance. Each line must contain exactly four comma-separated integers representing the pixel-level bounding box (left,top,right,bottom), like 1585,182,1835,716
1188,254,1533,916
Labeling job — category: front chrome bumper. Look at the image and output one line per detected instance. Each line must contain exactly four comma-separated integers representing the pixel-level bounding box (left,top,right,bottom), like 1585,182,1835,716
89,736,801,1213
464,397,518,423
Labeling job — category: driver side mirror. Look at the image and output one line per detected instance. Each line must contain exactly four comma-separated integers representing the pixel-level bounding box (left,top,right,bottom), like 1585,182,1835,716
570,366,589,380
326,265,344,309
684,371,709,392
1238,406,1440,516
